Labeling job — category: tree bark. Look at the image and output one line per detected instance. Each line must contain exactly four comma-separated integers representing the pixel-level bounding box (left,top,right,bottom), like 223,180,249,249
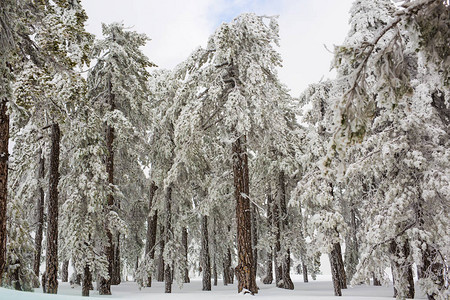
82,265,92,296
33,149,45,286
302,263,309,283
212,220,218,287
99,80,115,295
182,226,190,283
145,181,158,287
372,273,381,286
263,187,273,284
61,260,69,283
251,203,258,282
329,250,342,296
157,225,165,282
232,136,257,294
0,97,9,285
201,215,211,291
390,239,414,299
44,123,60,294
344,205,359,284
223,247,230,285
164,186,172,293
335,242,347,289
273,190,282,287
278,170,294,290
111,233,121,285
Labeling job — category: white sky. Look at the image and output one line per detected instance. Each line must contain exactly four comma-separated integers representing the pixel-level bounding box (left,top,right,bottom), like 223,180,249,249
83,0,354,97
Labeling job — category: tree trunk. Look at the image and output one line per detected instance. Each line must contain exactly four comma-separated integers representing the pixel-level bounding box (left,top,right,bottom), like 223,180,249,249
232,136,257,294
0,97,9,285
273,191,282,287
33,149,45,287
302,263,309,283
335,242,347,289
99,80,115,295
372,273,381,286
44,123,60,294
111,233,121,285
212,218,218,286
344,204,359,284
263,187,273,284
157,225,165,282
390,239,414,299
251,203,258,282
223,247,230,286
202,215,211,291
419,244,444,299
61,260,69,283
182,226,190,283
164,186,172,293
329,250,342,296
278,170,294,290
82,265,92,296
145,181,158,287
329,242,347,295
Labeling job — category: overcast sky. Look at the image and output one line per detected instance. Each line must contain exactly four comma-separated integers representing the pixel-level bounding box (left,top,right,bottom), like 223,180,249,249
83,0,355,97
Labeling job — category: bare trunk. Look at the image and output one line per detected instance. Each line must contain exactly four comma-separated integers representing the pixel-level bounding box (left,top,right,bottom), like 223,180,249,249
0,97,9,285
344,206,358,283
278,171,294,290
302,263,308,283
263,187,273,284
111,233,121,285
61,260,69,283
44,123,60,294
202,215,211,291
33,150,45,286
182,227,190,283
157,225,165,282
335,242,347,289
372,273,381,286
232,136,257,294
145,181,158,287
99,80,115,295
390,239,414,299
329,249,342,296
251,203,258,282
212,220,218,286
223,247,230,285
273,191,282,286
82,265,92,296
164,186,172,293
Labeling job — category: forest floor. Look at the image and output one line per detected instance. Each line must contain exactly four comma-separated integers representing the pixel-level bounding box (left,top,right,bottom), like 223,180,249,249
0,275,427,299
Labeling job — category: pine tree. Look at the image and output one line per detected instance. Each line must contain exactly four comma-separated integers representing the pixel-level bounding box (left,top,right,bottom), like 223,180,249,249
88,22,154,294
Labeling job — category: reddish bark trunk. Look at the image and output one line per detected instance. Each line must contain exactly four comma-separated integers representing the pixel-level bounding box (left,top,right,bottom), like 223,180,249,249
44,123,60,294
232,136,257,294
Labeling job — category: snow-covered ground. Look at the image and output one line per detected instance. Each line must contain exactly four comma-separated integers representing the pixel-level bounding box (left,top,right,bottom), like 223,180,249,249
0,275,427,299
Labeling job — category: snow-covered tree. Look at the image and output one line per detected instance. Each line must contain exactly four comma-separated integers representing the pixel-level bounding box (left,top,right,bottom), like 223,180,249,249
331,0,449,298
87,22,154,295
